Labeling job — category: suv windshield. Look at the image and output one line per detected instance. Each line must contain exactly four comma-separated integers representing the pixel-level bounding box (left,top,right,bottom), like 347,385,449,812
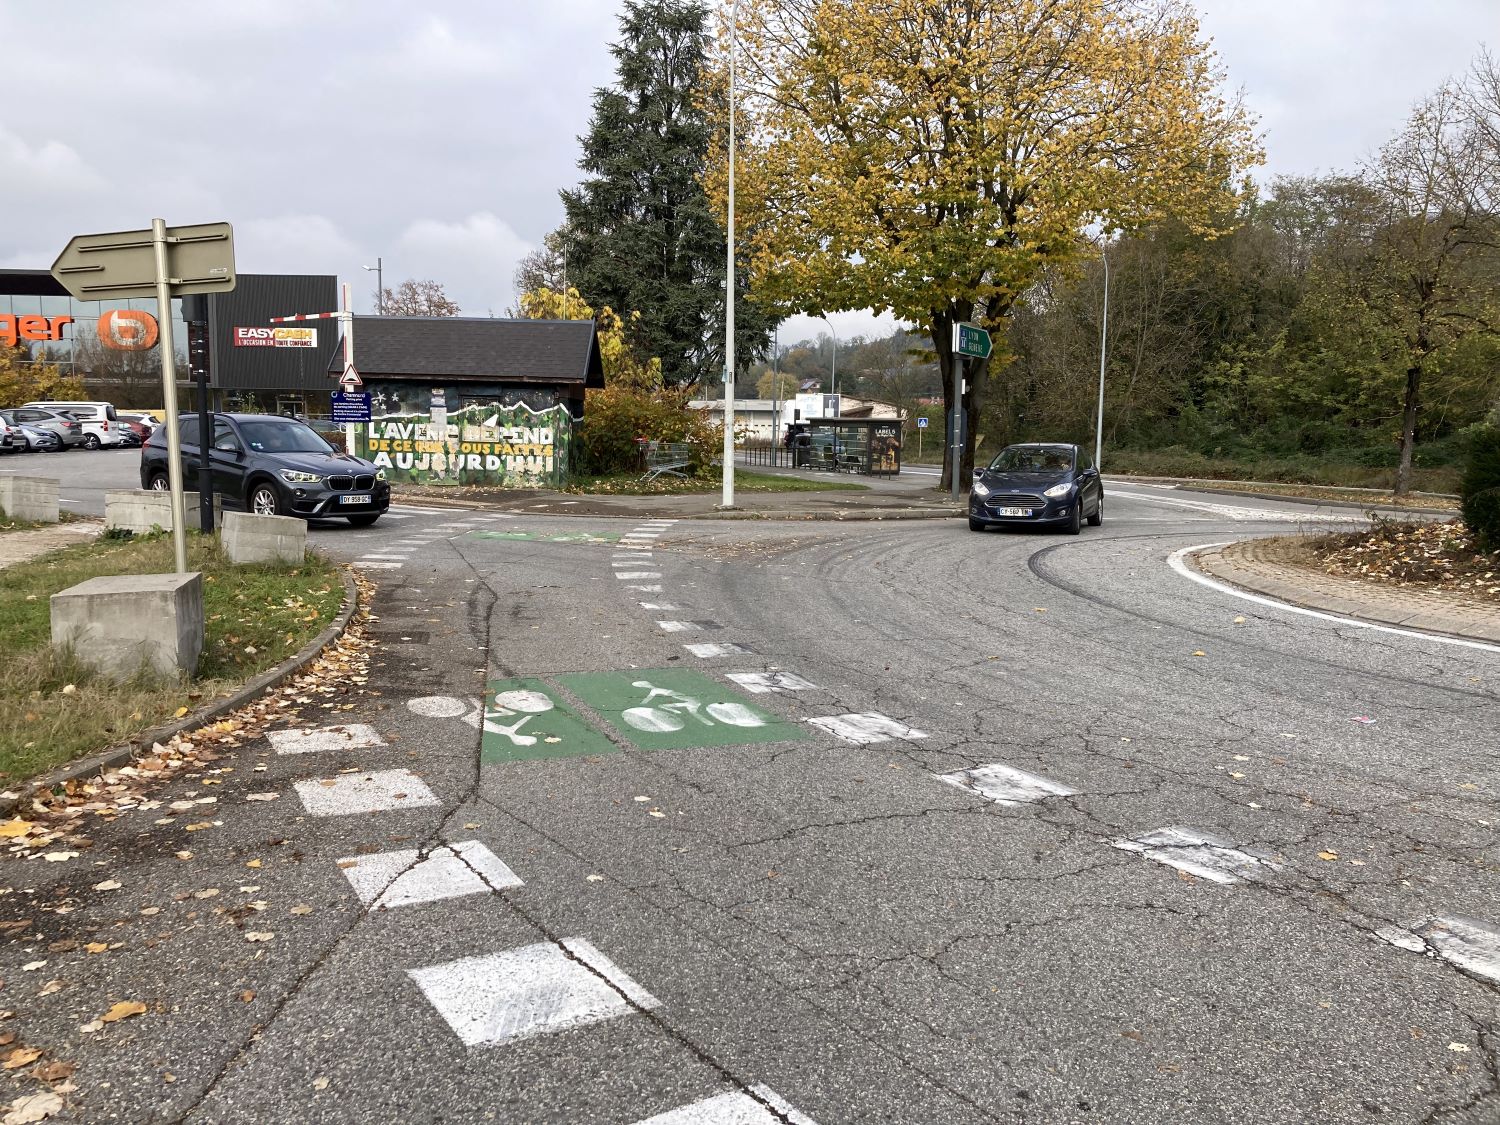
239,419,335,455
989,446,1074,473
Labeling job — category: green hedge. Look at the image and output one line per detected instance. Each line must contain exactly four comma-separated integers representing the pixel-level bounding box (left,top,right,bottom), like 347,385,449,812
1462,426,1500,551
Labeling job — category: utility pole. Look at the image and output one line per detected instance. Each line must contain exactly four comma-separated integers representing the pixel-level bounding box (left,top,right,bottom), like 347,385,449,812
1095,243,1109,469
364,258,384,315
720,0,739,508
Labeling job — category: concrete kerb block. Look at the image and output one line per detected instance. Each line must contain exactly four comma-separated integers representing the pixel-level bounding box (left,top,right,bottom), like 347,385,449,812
0,475,59,523
221,511,307,566
104,489,210,535
51,572,204,682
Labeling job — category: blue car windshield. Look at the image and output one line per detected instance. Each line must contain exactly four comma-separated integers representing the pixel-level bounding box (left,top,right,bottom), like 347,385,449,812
989,446,1073,473
239,419,335,455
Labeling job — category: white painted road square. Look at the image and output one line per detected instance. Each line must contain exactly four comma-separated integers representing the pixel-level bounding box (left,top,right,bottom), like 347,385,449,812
1416,915,1500,983
936,763,1078,806
656,620,700,632
1112,826,1283,885
807,713,929,744
725,671,819,694
634,1086,819,1124
408,937,660,1048
294,769,440,817
685,642,748,658
339,841,523,908
268,723,385,756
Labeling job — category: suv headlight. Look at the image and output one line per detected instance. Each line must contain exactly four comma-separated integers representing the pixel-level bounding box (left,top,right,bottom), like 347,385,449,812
375,468,387,481
972,480,991,498
1043,481,1073,499
279,470,323,484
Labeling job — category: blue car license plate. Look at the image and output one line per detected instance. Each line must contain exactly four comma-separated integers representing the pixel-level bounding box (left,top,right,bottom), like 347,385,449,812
996,506,1032,517
340,495,372,505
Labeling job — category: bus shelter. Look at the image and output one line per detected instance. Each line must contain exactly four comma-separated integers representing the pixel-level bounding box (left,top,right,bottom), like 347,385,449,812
791,418,902,477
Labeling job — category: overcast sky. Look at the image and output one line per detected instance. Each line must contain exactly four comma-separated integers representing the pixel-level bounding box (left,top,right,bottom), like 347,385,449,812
1,1,1490,346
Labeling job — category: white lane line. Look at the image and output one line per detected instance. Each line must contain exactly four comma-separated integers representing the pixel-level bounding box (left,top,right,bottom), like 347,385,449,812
1168,544,1500,654
339,841,523,908
725,671,819,694
293,769,440,817
359,554,411,562
352,560,402,570
807,713,928,744
935,763,1077,806
408,938,659,1048
1111,826,1282,885
656,620,700,632
616,571,663,579
628,584,664,593
634,1087,819,1125
685,642,748,658
1415,916,1500,984
268,723,384,756
640,602,678,610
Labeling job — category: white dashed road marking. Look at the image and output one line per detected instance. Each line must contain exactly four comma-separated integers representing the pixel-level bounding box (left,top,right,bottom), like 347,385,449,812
339,841,523,908
725,672,819,694
294,769,440,817
936,763,1078,806
268,723,385,756
409,938,659,1048
685,642,748,658
616,572,663,580
634,1087,819,1125
807,713,929,745
628,585,664,593
639,602,677,610
655,620,700,632
353,560,402,570
1416,916,1500,984
1112,826,1283,885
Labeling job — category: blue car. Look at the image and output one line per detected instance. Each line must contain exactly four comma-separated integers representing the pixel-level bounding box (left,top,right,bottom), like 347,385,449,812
968,442,1103,535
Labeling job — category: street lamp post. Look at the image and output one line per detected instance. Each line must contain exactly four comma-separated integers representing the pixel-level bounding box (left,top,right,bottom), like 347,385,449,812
1094,243,1109,469
819,314,838,401
364,257,384,315
720,0,738,508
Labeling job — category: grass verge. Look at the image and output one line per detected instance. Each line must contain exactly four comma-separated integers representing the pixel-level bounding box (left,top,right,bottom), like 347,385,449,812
0,533,345,784
0,511,82,534
564,469,868,495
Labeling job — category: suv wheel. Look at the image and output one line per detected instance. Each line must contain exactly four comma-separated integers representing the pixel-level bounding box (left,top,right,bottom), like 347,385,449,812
83,433,101,450
148,471,169,491
248,481,284,516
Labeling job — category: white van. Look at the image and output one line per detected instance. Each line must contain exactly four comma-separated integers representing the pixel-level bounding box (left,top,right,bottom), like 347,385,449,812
22,400,123,449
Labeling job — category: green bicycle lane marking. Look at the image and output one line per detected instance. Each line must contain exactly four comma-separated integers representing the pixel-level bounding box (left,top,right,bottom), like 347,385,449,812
481,678,620,764
555,669,807,752
468,530,622,544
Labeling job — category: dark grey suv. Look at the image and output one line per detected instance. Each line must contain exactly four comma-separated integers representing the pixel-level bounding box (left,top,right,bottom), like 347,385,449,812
140,413,390,526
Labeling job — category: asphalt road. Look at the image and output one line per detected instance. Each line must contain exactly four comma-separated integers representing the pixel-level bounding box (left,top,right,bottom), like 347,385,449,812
3,480,1496,1124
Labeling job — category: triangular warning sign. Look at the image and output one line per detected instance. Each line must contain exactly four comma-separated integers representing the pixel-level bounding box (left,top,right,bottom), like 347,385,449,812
340,364,363,388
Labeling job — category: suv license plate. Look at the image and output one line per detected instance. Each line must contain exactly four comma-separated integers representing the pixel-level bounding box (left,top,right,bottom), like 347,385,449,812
996,507,1032,517
340,495,372,505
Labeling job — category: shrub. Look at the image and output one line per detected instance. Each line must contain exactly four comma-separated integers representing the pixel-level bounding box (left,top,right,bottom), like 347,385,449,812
1461,426,1500,551
575,387,721,477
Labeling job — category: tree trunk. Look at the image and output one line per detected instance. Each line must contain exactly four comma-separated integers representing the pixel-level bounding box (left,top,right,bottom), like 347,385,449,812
1394,361,1422,496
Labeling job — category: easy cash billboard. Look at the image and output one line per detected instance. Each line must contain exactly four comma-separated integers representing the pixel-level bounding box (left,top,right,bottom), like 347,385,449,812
233,326,317,348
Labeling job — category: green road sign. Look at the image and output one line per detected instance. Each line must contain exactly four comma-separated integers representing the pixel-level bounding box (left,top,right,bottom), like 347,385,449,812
556,669,806,752
469,530,621,544
954,322,992,360
480,677,619,764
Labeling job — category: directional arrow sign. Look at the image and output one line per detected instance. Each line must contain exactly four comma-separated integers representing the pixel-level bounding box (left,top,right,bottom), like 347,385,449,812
50,222,235,303
953,322,992,360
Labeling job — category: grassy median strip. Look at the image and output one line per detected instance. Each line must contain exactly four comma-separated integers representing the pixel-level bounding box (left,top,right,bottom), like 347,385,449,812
0,533,346,784
565,469,868,495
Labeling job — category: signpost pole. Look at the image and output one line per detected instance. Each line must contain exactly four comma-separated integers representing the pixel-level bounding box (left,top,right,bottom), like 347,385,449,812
152,218,189,574
341,283,356,456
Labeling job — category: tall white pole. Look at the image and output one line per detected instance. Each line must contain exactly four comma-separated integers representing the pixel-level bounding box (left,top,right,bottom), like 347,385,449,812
1095,245,1109,469
720,0,738,508
153,218,189,574
342,282,356,456
820,315,838,403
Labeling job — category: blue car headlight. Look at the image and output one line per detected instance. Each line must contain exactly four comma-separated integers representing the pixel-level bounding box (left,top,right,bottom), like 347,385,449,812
1043,482,1073,499
972,480,991,499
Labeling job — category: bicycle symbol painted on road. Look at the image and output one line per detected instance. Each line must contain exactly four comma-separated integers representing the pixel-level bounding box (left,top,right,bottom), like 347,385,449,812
621,680,765,733
406,680,619,763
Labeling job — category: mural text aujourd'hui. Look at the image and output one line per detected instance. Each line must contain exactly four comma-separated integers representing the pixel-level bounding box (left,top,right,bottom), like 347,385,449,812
358,403,573,488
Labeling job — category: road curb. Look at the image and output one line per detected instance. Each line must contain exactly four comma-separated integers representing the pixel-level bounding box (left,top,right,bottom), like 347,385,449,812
1109,476,1457,515
1188,541,1500,645
1,567,361,816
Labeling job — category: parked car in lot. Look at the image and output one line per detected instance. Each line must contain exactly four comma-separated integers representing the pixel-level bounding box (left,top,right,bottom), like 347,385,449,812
0,415,19,454
21,400,123,449
140,412,391,526
0,407,83,449
968,442,1103,535
118,413,156,444
14,424,62,453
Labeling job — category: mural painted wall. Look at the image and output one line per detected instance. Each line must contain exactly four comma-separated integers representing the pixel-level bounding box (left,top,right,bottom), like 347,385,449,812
358,400,574,487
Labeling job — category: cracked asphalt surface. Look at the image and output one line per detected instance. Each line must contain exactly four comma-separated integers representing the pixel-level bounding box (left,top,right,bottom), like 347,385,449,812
3,486,1497,1124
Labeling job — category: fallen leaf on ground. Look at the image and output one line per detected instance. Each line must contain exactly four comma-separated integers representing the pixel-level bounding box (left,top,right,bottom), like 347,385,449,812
245,932,274,943
1317,851,1339,861
239,990,255,1003
139,907,160,916
175,851,193,861
174,707,189,718
312,1076,330,1091
37,982,62,997
41,853,77,864
2,1048,42,1070
648,810,666,818
3,1090,63,1123
463,822,480,829
0,821,31,839
245,793,278,802
84,943,108,955
585,874,605,882
33,1060,73,1084
1191,650,1207,657
244,860,262,869
21,963,44,972
100,1001,147,1023
193,889,220,899
1449,1042,1470,1053
335,860,358,869
76,1022,103,1035
92,880,121,892
289,905,313,916
184,822,214,832
1232,615,1246,624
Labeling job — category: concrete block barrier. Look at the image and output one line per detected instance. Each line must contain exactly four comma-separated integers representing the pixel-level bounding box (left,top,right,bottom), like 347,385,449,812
221,510,306,566
0,475,59,523
104,489,207,534
51,571,204,681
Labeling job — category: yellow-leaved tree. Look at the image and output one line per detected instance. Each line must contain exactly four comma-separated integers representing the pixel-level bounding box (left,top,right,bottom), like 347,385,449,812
709,0,1261,481
0,346,85,408
516,286,662,390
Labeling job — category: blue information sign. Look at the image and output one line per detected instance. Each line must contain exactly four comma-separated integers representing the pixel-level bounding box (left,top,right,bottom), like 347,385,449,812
917,416,929,429
331,391,372,424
